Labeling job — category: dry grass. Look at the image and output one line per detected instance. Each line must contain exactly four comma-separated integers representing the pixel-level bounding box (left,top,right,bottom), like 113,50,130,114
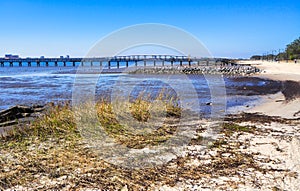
0,99,274,190
95,95,181,149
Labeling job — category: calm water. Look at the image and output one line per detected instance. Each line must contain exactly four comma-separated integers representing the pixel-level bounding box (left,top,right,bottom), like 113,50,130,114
0,66,282,115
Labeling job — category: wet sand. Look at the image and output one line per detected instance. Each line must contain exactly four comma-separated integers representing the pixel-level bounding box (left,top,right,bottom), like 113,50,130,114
238,60,300,119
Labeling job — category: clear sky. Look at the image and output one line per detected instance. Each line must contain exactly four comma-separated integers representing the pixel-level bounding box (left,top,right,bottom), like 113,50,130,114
0,0,299,58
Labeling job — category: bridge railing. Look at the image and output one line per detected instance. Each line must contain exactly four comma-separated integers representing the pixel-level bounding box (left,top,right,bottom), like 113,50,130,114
0,56,234,68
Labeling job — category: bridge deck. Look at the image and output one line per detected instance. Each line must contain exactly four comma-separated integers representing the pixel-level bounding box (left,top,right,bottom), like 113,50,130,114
0,55,233,67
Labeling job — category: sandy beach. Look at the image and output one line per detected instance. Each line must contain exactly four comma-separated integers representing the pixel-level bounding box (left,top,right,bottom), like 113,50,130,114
1,61,300,190
239,60,300,81
152,61,300,190
233,60,300,190
239,60,300,118
153,61,300,190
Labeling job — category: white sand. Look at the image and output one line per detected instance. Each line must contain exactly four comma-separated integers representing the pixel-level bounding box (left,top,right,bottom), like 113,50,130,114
238,60,300,119
239,60,300,190
246,92,300,119
239,60,300,82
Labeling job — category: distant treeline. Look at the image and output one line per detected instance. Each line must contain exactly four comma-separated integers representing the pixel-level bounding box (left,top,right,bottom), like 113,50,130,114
251,37,300,61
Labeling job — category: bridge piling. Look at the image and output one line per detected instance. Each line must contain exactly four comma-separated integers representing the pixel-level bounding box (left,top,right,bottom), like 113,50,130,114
0,55,226,69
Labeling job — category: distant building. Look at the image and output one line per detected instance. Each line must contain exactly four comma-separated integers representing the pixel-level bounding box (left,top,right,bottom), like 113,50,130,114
5,54,19,59
60,56,64,59
66,55,70,58
40,56,45,59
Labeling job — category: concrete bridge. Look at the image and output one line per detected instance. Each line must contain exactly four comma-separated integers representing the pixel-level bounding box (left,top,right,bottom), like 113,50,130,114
0,55,235,68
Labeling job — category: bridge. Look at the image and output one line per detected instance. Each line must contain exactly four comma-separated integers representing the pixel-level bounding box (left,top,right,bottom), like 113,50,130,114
0,55,235,68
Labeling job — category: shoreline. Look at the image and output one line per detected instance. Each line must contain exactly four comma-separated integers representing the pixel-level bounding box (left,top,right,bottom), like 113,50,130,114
1,94,300,190
237,60,300,119
1,61,300,190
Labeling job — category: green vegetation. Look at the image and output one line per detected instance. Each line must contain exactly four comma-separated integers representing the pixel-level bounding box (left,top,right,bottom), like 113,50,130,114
222,122,256,136
250,36,300,61
286,37,300,60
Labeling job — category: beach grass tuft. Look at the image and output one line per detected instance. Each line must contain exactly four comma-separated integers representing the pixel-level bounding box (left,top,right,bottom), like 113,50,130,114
95,94,182,149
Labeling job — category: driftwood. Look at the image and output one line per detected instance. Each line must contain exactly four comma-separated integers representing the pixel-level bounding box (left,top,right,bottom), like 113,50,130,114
0,105,44,127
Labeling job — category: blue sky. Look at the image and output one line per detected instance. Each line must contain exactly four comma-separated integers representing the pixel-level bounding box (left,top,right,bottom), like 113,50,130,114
0,0,299,58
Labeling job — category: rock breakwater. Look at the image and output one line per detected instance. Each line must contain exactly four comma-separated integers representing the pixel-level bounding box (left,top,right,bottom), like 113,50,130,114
130,65,260,75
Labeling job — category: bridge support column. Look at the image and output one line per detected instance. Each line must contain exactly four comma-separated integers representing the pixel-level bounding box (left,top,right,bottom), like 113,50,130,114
153,60,156,66
80,62,83,67
28,62,31,67
197,61,200,66
46,62,49,67
90,61,93,67
0,62,3,67
54,62,58,67
117,61,120,69
144,60,146,67
171,61,173,67
135,61,137,67
180,60,183,66
19,62,22,67
162,60,164,66
73,62,76,67
126,61,128,67
9,62,13,67
108,61,111,69
64,62,67,67
188,61,191,67
100,61,102,68
37,62,40,67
